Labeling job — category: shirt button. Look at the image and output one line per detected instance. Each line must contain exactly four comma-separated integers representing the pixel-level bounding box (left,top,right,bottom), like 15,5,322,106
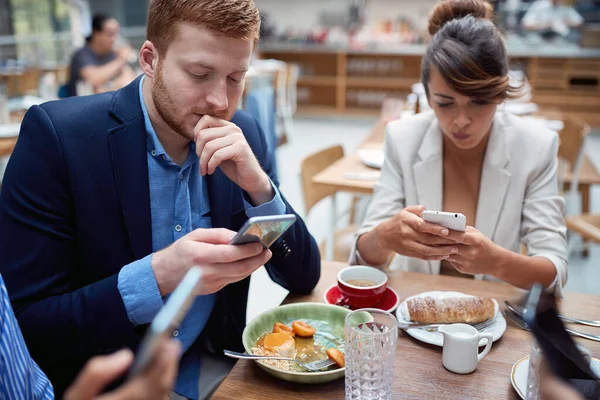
174,224,182,232
173,330,179,338
179,174,184,180
151,150,157,157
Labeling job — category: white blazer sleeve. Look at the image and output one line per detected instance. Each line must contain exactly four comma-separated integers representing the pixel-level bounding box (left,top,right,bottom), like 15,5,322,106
349,125,406,266
564,7,584,26
520,132,568,296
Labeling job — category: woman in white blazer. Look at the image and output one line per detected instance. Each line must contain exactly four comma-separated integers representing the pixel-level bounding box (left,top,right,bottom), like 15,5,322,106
350,0,567,295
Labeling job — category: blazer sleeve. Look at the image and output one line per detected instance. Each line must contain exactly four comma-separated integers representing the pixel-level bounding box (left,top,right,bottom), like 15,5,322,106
0,106,140,370
349,124,407,266
520,132,568,296
248,117,321,294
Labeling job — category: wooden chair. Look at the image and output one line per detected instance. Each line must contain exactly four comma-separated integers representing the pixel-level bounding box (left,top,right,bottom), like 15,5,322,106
566,214,600,247
301,145,359,262
557,115,596,255
557,114,590,213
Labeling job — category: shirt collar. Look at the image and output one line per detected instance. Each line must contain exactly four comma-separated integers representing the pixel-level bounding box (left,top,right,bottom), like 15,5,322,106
139,76,168,158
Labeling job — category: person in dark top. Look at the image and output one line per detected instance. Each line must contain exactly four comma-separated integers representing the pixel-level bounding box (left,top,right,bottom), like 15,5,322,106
67,13,135,96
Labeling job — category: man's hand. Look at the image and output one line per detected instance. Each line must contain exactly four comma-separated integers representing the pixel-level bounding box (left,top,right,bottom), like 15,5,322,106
64,338,181,400
152,228,272,296
194,115,274,205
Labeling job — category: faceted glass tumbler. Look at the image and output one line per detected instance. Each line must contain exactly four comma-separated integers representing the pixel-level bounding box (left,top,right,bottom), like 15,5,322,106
345,308,398,400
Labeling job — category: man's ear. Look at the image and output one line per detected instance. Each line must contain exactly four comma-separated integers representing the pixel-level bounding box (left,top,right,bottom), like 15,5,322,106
139,40,159,78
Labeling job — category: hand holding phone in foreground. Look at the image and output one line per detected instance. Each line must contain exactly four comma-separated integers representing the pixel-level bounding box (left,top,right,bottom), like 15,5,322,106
152,228,272,296
64,338,181,400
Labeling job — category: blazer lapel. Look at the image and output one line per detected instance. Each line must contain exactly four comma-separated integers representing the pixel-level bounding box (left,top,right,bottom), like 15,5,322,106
474,113,512,279
413,119,443,274
207,169,234,229
107,77,153,260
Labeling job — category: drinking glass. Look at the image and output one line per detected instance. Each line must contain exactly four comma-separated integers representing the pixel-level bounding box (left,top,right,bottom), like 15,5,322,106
345,309,398,400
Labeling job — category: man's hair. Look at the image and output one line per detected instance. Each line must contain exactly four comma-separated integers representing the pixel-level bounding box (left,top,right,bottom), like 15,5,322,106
147,0,261,54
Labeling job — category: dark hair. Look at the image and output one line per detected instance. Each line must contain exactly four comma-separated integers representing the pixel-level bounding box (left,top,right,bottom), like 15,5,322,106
421,0,521,101
86,13,112,42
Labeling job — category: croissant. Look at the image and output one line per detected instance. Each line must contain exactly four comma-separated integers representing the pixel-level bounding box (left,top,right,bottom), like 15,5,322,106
406,296,495,324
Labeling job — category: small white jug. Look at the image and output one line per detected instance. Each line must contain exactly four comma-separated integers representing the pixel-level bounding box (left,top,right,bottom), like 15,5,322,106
439,323,494,374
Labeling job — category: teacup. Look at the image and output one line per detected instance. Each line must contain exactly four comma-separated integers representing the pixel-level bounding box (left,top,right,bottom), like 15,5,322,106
337,266,388,309
439,323,494,374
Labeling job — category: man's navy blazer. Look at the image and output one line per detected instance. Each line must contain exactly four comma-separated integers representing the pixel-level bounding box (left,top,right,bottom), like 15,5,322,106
0,76,320,395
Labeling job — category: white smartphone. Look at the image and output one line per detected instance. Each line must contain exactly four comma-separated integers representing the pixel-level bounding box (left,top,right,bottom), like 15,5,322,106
128,267,201,378
229,214,297,248
422,210,467,232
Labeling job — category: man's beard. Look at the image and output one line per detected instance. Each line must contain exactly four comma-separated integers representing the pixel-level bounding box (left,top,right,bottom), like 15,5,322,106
152,61,231,141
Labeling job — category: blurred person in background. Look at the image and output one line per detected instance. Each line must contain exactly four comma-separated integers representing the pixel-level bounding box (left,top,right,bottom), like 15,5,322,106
67,13,136,96
521,0,584,37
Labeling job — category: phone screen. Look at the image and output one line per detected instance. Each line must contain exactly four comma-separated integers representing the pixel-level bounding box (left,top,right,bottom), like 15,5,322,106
230,215,296,248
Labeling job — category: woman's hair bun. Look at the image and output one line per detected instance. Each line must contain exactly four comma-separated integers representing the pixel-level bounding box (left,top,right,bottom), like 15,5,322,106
428,0,494,36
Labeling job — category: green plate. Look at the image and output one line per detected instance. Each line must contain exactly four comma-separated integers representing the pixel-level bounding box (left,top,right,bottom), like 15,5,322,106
242,302,351,384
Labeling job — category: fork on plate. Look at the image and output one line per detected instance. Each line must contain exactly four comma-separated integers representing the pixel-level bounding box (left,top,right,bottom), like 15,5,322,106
398,317,497,332
223,350,336,371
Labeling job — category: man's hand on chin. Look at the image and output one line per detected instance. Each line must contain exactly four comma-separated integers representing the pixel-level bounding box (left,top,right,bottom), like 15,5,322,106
194,115,274,205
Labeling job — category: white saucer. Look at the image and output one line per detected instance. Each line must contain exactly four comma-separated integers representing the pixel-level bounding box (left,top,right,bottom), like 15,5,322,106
357,149,384,169
510,355,600,399
395,291,506,347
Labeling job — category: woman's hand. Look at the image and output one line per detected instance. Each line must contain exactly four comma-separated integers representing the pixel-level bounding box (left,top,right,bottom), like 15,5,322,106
445,226,502,275
375,205,458,261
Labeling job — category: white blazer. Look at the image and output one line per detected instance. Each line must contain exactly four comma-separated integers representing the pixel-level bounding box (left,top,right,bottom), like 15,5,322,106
349,111,568,295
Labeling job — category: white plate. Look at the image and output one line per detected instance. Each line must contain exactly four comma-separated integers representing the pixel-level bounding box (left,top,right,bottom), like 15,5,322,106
395,291,506,347
0,124,20,138
510,355,600,399
357,149,384,169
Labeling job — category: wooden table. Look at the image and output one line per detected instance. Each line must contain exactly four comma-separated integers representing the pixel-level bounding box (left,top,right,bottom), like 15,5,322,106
213,261,600,399
312,119,387,195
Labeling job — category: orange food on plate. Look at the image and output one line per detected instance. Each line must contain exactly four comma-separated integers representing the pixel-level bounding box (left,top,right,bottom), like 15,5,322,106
292,321,316,337
326,348,345,368
263,332,295,358
272,322,295,337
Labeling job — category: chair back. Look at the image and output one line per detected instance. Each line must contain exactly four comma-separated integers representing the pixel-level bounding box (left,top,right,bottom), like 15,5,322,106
300,145,344,215
557,114,590,194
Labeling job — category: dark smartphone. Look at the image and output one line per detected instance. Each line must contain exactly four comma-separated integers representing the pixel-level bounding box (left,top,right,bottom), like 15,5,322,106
523,284,600,399
229,214,296,248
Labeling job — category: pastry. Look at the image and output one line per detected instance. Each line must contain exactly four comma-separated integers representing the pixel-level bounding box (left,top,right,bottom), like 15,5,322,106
406,296,495,324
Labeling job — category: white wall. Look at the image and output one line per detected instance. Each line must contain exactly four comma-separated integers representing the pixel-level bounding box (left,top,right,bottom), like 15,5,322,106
255,0,438,33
